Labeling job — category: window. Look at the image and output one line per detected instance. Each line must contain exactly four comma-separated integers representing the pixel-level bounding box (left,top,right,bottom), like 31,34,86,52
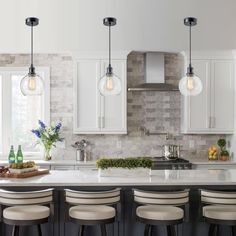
0,67,50,159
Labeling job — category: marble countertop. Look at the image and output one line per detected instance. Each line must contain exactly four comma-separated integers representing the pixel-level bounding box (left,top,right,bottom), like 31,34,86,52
1,169,236,187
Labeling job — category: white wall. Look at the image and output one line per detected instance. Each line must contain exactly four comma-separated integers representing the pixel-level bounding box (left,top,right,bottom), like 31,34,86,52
0,0,235,53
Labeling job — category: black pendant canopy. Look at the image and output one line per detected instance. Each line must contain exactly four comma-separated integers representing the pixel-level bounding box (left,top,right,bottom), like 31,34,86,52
103,17,117,27
26,17,39,27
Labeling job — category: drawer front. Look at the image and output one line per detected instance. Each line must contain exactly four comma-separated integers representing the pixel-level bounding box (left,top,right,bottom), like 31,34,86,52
51,165,75,170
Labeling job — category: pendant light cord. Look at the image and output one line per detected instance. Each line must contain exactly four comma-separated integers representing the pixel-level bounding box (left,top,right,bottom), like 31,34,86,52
31,25,34,67
109,25,111,67
189,24,192,68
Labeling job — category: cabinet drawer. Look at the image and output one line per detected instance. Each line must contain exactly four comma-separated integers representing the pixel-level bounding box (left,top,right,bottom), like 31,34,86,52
51,165,75,170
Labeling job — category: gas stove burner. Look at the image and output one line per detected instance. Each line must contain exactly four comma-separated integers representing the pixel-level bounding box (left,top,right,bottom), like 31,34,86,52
150,157,192,170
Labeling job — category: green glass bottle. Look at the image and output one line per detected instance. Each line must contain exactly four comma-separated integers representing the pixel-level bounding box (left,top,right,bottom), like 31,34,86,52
16,145,24,163
8,145,15,164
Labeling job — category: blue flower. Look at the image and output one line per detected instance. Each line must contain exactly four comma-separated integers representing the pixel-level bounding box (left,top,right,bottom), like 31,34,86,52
31,129,41,138
38,120,46,130
55,123,62,132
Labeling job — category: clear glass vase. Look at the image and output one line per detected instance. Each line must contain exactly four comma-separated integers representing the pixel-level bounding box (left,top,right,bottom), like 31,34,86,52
44,146,52,161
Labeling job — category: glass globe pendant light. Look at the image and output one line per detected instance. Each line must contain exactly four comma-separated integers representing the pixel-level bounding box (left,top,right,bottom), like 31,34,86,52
99,17,121,96
20,17,44,96
179,17,202,96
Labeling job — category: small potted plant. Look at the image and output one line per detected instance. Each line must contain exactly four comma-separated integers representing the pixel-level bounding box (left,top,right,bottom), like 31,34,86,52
220,150,229,161
217,138,229,161
32,120,64,161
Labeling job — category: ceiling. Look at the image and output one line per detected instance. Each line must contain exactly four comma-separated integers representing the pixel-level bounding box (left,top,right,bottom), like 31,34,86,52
0,0,235,53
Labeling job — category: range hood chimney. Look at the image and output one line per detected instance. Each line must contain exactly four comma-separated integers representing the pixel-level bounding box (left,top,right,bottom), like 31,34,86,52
128,52,179,92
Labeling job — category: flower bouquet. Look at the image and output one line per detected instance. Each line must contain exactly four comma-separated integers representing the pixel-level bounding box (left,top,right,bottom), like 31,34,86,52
32,120,64,161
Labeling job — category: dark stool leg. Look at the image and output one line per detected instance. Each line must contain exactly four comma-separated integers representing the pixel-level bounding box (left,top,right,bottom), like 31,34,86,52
12,225,20,236
37,224,42,236
208,224,215,236
214,225,219,236
232,226,236,236
167,225,176,236
170,225,176,236
148,225,153,236
78,225,85,236
100,224,107,236
144,224,150,236
167,225,171,236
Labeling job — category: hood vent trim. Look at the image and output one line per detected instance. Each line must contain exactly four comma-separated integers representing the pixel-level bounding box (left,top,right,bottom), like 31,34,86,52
128,83,179,91
128,52,179,92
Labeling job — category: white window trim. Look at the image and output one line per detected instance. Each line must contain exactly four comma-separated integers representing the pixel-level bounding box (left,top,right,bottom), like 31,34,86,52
0,67,50,160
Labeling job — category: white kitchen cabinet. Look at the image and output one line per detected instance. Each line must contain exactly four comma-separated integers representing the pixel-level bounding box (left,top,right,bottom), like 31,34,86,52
211,60,234,132
181,53,234,134
73,53,127,134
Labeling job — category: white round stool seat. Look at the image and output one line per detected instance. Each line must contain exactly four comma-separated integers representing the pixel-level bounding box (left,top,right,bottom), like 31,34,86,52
69,205,116,221
3,205,50,221
203,205,236,221
136,205,184,221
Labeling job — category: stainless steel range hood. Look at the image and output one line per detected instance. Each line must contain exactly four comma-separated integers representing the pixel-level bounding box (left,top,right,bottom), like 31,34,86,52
128,52,179,92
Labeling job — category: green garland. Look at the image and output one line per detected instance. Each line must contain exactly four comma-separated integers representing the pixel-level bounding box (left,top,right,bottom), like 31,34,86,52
96,157,153,170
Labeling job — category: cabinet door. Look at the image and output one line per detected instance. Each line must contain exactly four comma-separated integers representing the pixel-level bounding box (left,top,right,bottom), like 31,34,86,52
211,60,234,133
74,60,101,133
183,59,211,133
100,60,127,133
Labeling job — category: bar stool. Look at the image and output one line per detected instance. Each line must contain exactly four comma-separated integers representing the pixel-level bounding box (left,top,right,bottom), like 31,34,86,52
0,188,54,236
65,188,121,236
133,189,189,236
201,189,236,236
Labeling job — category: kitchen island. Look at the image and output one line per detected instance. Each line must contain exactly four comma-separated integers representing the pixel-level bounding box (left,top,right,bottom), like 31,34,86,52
1,169,236,236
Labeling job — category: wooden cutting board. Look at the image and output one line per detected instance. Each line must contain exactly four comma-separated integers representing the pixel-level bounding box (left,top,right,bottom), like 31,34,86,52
0,169,50,178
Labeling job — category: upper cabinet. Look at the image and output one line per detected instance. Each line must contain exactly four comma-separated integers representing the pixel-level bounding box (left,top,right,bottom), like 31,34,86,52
73,52,128,134
181,52,235,134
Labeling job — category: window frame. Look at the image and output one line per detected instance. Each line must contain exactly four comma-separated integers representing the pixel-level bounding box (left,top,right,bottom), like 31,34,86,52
0,67,50,160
